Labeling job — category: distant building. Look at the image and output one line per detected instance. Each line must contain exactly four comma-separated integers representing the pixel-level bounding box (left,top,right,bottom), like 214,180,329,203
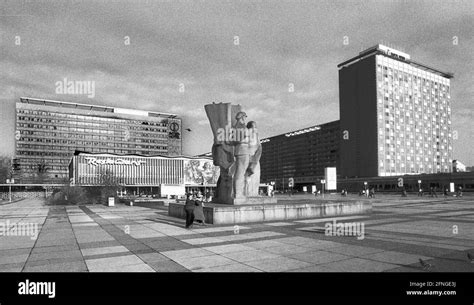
338,44,453,177
14,97,182,184
452,159,467,172
259,120,340,190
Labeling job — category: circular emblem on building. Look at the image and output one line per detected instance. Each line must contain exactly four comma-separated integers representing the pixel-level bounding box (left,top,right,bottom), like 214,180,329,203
169,122,180,132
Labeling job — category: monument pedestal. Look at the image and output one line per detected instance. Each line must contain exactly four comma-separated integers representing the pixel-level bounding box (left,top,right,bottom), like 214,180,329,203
168,200,372,225
229,196,278,205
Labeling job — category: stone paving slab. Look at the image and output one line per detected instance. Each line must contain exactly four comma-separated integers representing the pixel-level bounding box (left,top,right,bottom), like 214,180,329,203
193,263,262,272
363,251,432,265
168,255,236,271
202,244,255,254
81,245,129,257
244,257,313,272
316,258,400,272
287,250,351,265
23,261,88,272
220,249,281,262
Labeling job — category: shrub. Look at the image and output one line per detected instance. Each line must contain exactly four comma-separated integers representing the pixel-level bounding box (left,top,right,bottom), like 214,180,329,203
47,186,88,205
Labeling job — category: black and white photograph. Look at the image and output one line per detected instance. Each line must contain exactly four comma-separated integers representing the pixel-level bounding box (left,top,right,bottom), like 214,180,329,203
0,0,473,301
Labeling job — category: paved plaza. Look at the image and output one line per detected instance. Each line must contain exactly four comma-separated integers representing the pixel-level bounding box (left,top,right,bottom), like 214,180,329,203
0,194,473,272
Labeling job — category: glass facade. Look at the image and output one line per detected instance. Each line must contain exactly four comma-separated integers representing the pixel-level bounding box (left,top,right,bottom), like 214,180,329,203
14,98,182,184
375,55,452,176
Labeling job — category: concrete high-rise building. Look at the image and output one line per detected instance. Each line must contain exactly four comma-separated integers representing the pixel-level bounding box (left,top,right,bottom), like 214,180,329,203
259,120,339,190
338,44,453,177
14,97,182,183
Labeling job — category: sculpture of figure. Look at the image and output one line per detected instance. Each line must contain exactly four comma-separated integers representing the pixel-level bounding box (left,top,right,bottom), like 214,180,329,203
245,121,262,197
232,111,251,199
205,103,242,203
205,102,271,205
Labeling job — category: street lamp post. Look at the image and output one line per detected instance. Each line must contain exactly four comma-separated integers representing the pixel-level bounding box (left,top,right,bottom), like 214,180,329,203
6,178,14,203
321,179,326,198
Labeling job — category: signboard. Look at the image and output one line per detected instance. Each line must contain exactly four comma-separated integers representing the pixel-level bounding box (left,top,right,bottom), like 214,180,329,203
167,119,182,156
324,167,337,190
450,182,455,193
288,177,294,188
302,186,307,192
161,184,186,197
85,157,146,167
108,197,115,207
397,177,404,188
311,185,316,193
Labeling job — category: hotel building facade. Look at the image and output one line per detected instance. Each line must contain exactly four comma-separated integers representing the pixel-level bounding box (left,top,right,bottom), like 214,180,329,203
14,97,183,184
338,44,453,178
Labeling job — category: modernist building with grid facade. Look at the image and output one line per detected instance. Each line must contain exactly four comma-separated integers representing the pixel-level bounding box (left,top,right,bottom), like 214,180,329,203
14,97,182,184
338,44,453,178
259,120,339,190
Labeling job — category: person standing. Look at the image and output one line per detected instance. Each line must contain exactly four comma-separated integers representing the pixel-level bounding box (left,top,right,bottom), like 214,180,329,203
184,193,195,229
193,191,207,226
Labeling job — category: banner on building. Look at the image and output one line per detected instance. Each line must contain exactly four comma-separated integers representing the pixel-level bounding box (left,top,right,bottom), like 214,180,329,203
324,167,337,190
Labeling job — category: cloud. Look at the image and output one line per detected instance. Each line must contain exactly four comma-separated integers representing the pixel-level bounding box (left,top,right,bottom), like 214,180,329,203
0,0,472,164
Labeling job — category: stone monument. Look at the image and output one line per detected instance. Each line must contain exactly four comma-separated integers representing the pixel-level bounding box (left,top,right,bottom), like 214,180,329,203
204,102,276,205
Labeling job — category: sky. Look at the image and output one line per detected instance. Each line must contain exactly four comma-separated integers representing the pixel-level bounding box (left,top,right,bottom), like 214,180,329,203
1,0,473,165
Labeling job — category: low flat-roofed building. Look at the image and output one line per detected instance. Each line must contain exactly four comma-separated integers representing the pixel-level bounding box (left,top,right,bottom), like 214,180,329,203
69,152,219,197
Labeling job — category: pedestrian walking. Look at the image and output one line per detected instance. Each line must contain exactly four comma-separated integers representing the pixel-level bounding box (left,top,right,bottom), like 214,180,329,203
193,191,207,226
443,188,449,198
184,193,195,229
369,187,375,198
457,186,463,197
418,188,423,197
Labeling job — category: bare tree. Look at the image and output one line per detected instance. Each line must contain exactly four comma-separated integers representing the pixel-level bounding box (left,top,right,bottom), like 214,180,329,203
35,159,49,184
98,169,123,204
0,156,13,183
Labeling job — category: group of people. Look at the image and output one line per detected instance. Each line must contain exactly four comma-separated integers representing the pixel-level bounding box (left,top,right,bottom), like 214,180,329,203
184,191,207,229
359,188,376,198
